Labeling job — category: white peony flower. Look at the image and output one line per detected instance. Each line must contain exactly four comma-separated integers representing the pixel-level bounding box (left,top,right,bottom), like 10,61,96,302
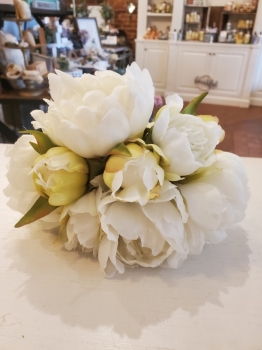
103,143,164,205
61,188,101,253
31,146,89,206
31,63,154,158
98,191,188,277
152,94,225,177
4,135,60,228
178,152,249,247
184,220,206,255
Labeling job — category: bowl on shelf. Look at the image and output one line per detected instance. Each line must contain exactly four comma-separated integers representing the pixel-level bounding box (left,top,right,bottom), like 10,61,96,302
18,78,46,97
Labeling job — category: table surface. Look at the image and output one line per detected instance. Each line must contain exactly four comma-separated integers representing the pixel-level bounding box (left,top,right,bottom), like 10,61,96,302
0,89,50,103
0,144,262,350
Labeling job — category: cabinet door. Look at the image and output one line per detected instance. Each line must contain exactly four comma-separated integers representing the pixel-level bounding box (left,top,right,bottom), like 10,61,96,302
250,48,262,105
174,46,212,93
209,49,248,97
143,44,168,90
252,49,262,95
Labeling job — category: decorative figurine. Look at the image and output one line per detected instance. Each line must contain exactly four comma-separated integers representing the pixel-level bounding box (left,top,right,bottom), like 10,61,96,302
159,26,170,40
151,3,156,12
165,2,172,13
143,26,159,40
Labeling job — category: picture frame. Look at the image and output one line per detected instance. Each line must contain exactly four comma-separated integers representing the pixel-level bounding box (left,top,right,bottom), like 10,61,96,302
77,17,102,51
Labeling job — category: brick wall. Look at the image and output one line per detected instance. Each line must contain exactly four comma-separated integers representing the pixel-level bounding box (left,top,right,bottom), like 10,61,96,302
107,0,138,51
62,0,138,51
62,0,103,11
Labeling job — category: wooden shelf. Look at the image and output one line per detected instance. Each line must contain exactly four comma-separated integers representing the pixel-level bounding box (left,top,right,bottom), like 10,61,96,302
147,13,172,17
222,11,256,15
31,8,72,16
0,4,70,17
2,16,32,22
0,88,50,102
4,45,30,50
185,5,209,8
237,27,254,30
183,5,210,41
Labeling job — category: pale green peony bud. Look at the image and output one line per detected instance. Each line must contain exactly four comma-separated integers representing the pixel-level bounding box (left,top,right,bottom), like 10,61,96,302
32,147,89,206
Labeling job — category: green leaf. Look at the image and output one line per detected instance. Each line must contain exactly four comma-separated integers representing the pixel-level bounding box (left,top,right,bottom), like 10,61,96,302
108,143,132,157
87,157,108,182
181,92,208,115
19,130,57,155
15,196,58,228
143,127,153,144
29,141,40,153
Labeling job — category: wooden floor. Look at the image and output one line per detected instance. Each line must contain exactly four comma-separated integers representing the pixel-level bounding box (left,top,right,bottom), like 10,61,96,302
196,104,262,158
1,103,262,157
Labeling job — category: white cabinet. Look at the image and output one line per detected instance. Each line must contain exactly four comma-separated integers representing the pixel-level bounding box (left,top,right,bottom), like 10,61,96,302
136,0,262,107
169,44,248,96
170,45,211,93
247,0,262,106
136,0,175,94
166,42,258,107
209,48,248,97
136,40,168,94
251,47,262,106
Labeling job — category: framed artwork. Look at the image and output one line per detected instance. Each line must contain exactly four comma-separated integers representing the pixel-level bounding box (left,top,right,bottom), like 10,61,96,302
77,17,102,50
29,0,60,10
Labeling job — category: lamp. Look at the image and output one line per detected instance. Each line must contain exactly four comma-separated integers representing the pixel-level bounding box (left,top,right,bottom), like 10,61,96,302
127,2,136,19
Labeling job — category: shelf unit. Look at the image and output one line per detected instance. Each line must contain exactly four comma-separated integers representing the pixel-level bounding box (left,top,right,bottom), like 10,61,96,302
219,11,256,43
137,0,176,38
136,1,177,93
183,5,211,41
136,0,262,106
0,3,70,16
3,16,32,68
147,13,172,17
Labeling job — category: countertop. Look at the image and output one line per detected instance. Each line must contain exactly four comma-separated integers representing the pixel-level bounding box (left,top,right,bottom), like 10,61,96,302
0,143,262,350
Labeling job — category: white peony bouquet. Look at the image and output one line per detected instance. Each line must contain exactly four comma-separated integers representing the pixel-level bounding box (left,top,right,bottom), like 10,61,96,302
4,63,249,277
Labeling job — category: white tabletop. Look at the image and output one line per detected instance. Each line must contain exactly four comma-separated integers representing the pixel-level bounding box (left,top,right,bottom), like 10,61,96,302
0,143,262,350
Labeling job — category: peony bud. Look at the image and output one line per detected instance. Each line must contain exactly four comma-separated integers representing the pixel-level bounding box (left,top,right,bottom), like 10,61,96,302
32,147,89,206
103,142,164,205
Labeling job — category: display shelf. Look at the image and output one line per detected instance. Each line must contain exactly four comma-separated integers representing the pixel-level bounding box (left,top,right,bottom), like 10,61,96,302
4,45,30,50
136,0,262,106
4,44,42,50
183,4,210,41
147,13,172,17
2,16,33,22
1,2,35,68
236,27,254,30
218,10,257,43
0,4,70,16
221,11,256,15
185,5,209,8
145,2,173,38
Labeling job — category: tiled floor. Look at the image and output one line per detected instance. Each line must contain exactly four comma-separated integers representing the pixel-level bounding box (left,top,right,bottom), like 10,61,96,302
196,104,262,157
